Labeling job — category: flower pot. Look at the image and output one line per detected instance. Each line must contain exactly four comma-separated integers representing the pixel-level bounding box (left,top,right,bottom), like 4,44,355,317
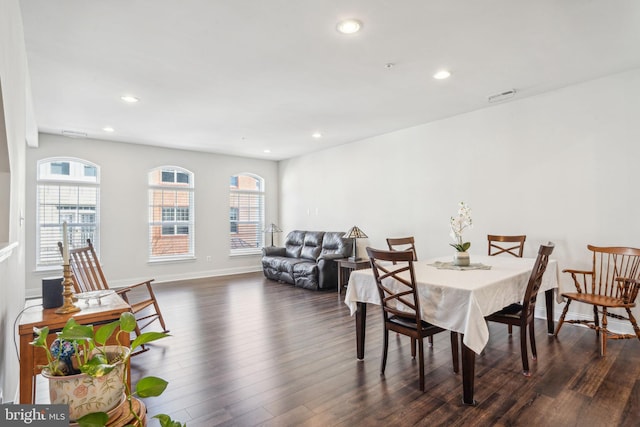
453,251,470,267
42,346,130,421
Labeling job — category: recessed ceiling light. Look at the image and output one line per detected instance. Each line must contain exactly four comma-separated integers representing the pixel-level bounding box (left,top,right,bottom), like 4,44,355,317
336,19,362,34
120,95,139,103
102,126,115,132
312,132,322,139
433,70,451,80
263,149,271,153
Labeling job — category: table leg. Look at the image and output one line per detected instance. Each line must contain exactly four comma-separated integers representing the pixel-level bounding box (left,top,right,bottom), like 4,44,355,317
356,302,367,360
461,335,477,406
338,266,346,294
545,289,554,334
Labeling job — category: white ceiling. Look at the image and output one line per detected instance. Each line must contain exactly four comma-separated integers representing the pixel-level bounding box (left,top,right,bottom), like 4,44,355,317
19,1,640,161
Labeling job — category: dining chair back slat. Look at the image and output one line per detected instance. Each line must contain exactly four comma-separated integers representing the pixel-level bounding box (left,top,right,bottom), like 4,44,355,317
487,235,526,257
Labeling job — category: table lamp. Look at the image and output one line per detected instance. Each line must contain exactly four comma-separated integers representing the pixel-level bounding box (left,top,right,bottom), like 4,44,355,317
344,226,368,261
264,223,282,247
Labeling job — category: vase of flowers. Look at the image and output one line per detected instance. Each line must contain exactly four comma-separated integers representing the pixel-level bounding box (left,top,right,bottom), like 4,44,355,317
450,202,472,266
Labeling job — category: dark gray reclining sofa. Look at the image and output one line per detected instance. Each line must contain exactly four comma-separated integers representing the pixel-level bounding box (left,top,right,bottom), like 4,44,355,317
261,230,353,290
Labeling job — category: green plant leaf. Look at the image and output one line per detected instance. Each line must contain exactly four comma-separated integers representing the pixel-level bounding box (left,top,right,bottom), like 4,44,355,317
153,414,186,427
30,326,49,347
76,411,109,427
94,320,120,345
462,242,471,252
131,331,170,351
136,376,168,397
58,318,95,342
119,311,137,333
79,354,116,377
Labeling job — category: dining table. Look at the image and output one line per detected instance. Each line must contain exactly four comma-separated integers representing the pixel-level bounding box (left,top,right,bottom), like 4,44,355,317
344,254,559,405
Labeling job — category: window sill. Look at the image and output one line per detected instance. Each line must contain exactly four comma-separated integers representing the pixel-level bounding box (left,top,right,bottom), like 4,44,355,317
229,250,262,257
148,256,197,265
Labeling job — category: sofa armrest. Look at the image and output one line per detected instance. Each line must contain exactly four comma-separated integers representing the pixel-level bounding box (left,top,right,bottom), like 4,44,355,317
318,253,347,262
262,246,286,257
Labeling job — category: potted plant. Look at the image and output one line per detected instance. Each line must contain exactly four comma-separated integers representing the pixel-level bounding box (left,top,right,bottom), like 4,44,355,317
449,201,473,266
31,311,183,427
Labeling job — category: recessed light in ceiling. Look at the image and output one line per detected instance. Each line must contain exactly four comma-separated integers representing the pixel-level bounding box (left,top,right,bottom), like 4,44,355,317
336,19,362,34
103,126,115,132
433,70,451,80
120,95,139,103
263,149,271,153
312,132,322,139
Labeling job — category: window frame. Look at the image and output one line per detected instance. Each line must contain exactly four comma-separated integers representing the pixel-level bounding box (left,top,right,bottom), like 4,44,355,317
148,166,195,261
36,157,100,269
229,173,265,255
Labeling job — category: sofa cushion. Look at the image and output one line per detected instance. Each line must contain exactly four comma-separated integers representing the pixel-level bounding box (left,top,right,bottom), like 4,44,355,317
301,231,324,260
321,231,351,256
285,230,305,258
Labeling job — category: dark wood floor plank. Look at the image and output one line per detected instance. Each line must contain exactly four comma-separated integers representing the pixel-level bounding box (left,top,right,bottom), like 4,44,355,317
46,272,640,426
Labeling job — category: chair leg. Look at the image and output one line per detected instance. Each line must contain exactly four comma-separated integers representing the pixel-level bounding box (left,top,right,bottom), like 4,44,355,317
529,321,537,360
428,335,433,347
381,329,389,374
411,338,416,358
508,324,513,335
418,337,425,392
520,325,530,377
554,299,572,337
147,284,170,333
625,307,640,341
601,307,608,357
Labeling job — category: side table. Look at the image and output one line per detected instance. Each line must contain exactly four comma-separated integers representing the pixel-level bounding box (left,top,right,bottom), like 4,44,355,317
336,258,370,294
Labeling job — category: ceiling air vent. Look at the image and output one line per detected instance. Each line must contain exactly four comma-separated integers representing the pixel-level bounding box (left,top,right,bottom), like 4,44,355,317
61,130,88,138
488,89,516,103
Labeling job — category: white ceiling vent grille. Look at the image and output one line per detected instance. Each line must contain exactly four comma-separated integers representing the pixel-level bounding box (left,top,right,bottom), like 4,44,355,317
488,89,516,103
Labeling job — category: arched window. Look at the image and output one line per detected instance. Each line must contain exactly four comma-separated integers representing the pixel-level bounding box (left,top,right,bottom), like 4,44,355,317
229,173,264,254
148,166,195,260
36,158,99,267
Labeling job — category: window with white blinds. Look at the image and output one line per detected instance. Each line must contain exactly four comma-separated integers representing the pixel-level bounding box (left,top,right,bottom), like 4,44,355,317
229,173,264,254
148,166,194,260
36,158,99,268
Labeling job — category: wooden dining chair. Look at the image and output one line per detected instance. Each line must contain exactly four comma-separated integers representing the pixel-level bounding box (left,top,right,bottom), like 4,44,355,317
386,236,418,261
488,234,527,334
487,235,527,258
58,239,169,344
554,245,640,356
485,242,554,376
366,247,459,391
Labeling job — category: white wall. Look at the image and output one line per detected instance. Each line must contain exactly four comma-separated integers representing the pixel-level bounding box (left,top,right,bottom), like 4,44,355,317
25,135,278,295
280,68,640,331
0,0,32,403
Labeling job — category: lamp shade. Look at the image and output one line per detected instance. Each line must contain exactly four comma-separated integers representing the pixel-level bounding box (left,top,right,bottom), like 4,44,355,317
264,223,282,233
344,226,368,239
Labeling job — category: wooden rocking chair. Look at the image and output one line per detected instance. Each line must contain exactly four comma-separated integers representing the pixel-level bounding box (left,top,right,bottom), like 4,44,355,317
58,239,169,348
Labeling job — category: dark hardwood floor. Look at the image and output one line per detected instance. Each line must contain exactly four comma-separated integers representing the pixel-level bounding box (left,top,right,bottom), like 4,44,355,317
96,273,640,426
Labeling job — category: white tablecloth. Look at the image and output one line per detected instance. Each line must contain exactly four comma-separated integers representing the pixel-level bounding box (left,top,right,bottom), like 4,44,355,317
344,255,559,354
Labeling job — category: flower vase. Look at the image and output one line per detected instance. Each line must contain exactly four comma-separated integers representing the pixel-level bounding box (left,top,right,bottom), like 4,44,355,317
453,251,470,267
